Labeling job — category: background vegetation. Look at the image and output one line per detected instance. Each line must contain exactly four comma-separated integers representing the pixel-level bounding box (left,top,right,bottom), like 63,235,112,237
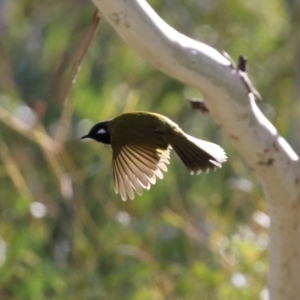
0,0,296,299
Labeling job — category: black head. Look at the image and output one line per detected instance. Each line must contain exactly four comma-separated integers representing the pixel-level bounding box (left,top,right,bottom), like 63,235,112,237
81,121,111,144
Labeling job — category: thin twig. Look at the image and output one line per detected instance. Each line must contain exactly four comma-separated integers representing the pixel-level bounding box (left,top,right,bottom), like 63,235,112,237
0,142,33,201
55,9,101,143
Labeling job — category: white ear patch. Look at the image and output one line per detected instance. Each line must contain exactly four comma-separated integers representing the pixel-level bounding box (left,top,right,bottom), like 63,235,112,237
97,128,107,134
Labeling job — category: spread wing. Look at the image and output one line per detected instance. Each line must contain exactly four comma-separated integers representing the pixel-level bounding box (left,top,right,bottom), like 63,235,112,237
111,121,171,201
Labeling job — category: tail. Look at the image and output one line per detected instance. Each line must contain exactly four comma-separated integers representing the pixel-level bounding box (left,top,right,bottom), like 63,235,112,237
169,133,227,174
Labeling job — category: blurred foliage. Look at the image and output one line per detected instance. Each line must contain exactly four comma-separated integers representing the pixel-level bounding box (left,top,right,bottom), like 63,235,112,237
0,0,296,299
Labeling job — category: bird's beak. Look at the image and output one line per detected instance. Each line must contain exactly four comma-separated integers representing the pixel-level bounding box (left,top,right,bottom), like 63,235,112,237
81,134,90,139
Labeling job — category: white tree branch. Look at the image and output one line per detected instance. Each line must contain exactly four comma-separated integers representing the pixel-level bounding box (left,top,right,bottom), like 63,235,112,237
91,0,300,298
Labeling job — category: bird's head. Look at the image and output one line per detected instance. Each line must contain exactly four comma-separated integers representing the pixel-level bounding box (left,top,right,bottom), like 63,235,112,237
81,121,111,144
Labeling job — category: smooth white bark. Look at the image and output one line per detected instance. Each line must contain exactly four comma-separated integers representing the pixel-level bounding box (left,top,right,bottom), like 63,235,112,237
91,0,300,298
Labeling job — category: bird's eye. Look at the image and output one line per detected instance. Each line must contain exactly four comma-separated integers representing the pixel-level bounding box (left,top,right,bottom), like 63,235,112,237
97,128,107,134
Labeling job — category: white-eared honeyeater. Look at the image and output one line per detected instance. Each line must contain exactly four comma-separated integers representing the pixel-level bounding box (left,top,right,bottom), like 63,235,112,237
81,112,227,201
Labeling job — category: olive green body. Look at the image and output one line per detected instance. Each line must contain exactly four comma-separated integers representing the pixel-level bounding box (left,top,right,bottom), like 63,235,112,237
109,112,180,151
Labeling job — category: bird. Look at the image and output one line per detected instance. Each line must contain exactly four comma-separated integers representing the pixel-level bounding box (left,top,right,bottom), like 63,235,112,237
81,111,227,201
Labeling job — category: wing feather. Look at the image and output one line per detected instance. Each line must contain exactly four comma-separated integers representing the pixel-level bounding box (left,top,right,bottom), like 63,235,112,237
158,162,168,172
113,162,119,194
124,146,156,177
124,146,157,185
118,150,145,194
120,150,150,189
112,141,170,200
113,159,127,201
128,146,159,167
115,157,135,200
153,167,163,179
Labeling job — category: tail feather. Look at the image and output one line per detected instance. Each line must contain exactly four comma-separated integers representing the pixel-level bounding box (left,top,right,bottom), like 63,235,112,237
169,133,227,174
